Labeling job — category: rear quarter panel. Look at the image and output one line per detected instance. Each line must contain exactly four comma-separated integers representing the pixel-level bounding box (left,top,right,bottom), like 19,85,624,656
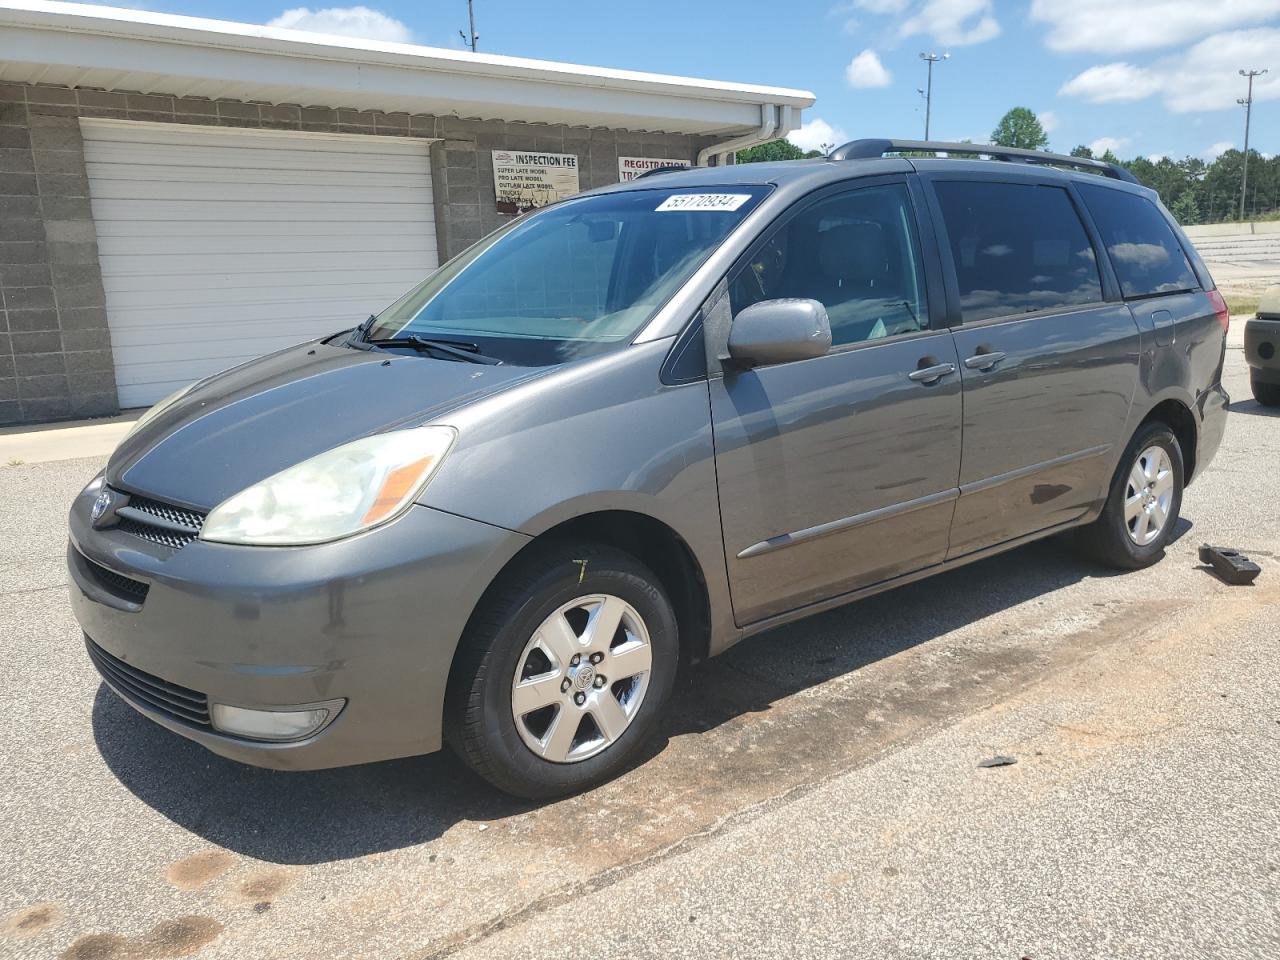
1126,291,1227,480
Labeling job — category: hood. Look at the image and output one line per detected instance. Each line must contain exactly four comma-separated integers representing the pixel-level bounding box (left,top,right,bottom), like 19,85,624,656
106,340,546,510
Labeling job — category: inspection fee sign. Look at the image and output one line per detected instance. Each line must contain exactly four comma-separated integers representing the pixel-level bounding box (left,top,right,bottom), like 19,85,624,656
492,151,580,214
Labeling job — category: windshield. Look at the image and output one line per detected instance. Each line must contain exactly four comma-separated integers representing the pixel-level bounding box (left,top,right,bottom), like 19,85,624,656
366,185,770,365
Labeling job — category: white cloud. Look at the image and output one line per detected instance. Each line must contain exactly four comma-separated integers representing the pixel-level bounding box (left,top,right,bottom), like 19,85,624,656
1038,110,1059,133
1089,136,1130,155
854,0,909,11
901,0,1000,46
1030,0,1280,54
1060,27,1280,112
267,6,413,42
846,49,893,87
1059,63,1164,103
1202,140,1235,159
788,118,850,153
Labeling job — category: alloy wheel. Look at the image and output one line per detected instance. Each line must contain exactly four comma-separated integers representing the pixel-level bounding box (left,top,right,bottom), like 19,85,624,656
510,594,653,763
1124,444,1174,546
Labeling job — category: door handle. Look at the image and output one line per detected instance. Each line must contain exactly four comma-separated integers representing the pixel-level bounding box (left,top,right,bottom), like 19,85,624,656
963,351,1007,371
908,362,956,384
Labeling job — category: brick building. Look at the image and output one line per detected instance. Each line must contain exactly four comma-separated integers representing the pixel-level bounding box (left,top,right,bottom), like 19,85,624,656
0,1,812,424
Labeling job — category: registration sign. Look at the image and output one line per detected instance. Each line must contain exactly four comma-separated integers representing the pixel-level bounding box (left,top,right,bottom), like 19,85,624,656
617,156,692,182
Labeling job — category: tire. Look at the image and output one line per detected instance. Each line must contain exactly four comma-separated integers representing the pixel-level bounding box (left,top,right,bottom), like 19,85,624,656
1077,421,1184,570
445,542,679,799
1251,373,1280,407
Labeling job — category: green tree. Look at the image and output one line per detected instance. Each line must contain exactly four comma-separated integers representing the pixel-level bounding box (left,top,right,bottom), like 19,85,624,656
1169,190,1201,225
736,139,822,163
990,108,1049,151
1069,144,1276,224
1070,145,1094,159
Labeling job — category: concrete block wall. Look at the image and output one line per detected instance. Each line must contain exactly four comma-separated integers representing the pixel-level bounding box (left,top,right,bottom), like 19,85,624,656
429,117,714,259
1,84,116,425
0,81,723,426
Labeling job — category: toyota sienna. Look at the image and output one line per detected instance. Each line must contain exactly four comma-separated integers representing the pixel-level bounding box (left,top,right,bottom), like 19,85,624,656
68,140,1230,798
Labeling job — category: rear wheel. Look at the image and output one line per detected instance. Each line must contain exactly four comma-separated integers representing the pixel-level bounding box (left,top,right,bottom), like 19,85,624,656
445,542,678,799
1251,373,1280,407
1077,421,1184,570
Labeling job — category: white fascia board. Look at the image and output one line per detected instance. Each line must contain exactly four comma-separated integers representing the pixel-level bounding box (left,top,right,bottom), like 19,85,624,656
0,1,815,134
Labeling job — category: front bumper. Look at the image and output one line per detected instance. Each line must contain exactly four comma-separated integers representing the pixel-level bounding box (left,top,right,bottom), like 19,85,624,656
68,477,528,770
1245,318,1280,383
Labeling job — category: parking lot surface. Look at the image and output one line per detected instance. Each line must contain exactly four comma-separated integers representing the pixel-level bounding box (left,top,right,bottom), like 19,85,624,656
2,322,1277,959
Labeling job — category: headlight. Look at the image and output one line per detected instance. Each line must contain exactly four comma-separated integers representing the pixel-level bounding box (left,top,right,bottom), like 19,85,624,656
121,382,196,444
200,426,456,546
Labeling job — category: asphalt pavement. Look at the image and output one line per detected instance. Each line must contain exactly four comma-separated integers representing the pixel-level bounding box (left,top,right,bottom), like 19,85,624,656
1,321,1276,960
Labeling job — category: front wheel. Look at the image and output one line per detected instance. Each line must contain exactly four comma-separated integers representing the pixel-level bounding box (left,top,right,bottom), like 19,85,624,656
445,543,679,799
1251,373,1280,407
1077,422,1184,570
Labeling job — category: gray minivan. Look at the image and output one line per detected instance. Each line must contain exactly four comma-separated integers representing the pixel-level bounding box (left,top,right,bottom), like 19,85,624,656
69,139,1229,798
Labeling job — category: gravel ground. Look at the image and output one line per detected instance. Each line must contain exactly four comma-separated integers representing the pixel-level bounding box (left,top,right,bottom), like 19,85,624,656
1,320,1276,960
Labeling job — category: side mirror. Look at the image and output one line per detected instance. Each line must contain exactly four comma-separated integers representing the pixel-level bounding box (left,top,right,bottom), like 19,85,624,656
727,298,832,367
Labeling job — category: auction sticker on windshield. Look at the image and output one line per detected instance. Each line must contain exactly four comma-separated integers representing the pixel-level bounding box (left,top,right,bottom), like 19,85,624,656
656,193,752,212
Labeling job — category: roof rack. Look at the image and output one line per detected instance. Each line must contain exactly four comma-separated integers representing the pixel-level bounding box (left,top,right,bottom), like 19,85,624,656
633,165,692,180
828,138,1139,184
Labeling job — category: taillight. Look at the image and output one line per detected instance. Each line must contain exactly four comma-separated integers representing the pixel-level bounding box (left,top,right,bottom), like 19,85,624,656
1207,289,1229,334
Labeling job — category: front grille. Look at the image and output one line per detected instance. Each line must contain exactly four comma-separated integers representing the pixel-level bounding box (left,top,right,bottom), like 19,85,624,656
112,491,206,549
82,555,149,605
86,637,211,728
117,517,199,548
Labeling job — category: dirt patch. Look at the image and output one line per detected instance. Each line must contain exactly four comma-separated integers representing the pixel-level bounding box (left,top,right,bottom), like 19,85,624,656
60,933,131,960
58,917,222,960
137,916,223,957
3,902,61,937
235,869,296,905
165,850,234,891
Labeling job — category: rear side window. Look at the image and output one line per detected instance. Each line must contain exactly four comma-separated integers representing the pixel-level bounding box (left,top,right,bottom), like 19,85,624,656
933,181,1102,323
1078,184,1198,299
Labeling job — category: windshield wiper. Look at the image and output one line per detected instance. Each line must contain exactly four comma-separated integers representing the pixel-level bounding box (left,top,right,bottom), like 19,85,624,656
365,335,503,365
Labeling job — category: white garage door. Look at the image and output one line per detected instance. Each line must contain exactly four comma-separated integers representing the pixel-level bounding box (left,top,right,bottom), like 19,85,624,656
81,119,439,407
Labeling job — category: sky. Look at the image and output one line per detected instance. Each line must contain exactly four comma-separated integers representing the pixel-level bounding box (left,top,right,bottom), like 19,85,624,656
126,0,1276,161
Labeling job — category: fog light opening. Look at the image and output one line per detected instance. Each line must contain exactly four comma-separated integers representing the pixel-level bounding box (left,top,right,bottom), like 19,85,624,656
210,701,343,742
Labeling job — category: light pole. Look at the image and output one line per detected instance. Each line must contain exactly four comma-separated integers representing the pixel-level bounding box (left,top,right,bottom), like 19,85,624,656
1238,68,1267,221
459,0,478,52
919,52,949,140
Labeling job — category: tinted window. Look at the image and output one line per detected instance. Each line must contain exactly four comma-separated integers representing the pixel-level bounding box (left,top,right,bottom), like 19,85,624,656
934,181,1102,323
1078,184,1198,298
732,183,927,347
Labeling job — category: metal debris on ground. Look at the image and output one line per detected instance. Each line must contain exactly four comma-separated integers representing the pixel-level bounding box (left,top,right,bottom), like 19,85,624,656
978,755,1017,768
1198,545,1262,586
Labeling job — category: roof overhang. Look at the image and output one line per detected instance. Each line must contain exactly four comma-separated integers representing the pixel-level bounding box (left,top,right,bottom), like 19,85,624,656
0,1,815,136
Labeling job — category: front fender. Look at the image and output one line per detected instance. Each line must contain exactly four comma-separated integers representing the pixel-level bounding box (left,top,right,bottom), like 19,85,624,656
420,340,739,655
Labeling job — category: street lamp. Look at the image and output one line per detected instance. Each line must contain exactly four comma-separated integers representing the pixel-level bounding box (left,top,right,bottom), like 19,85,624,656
1238,68,1267,221
459,0,479,52
919,52,950,140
